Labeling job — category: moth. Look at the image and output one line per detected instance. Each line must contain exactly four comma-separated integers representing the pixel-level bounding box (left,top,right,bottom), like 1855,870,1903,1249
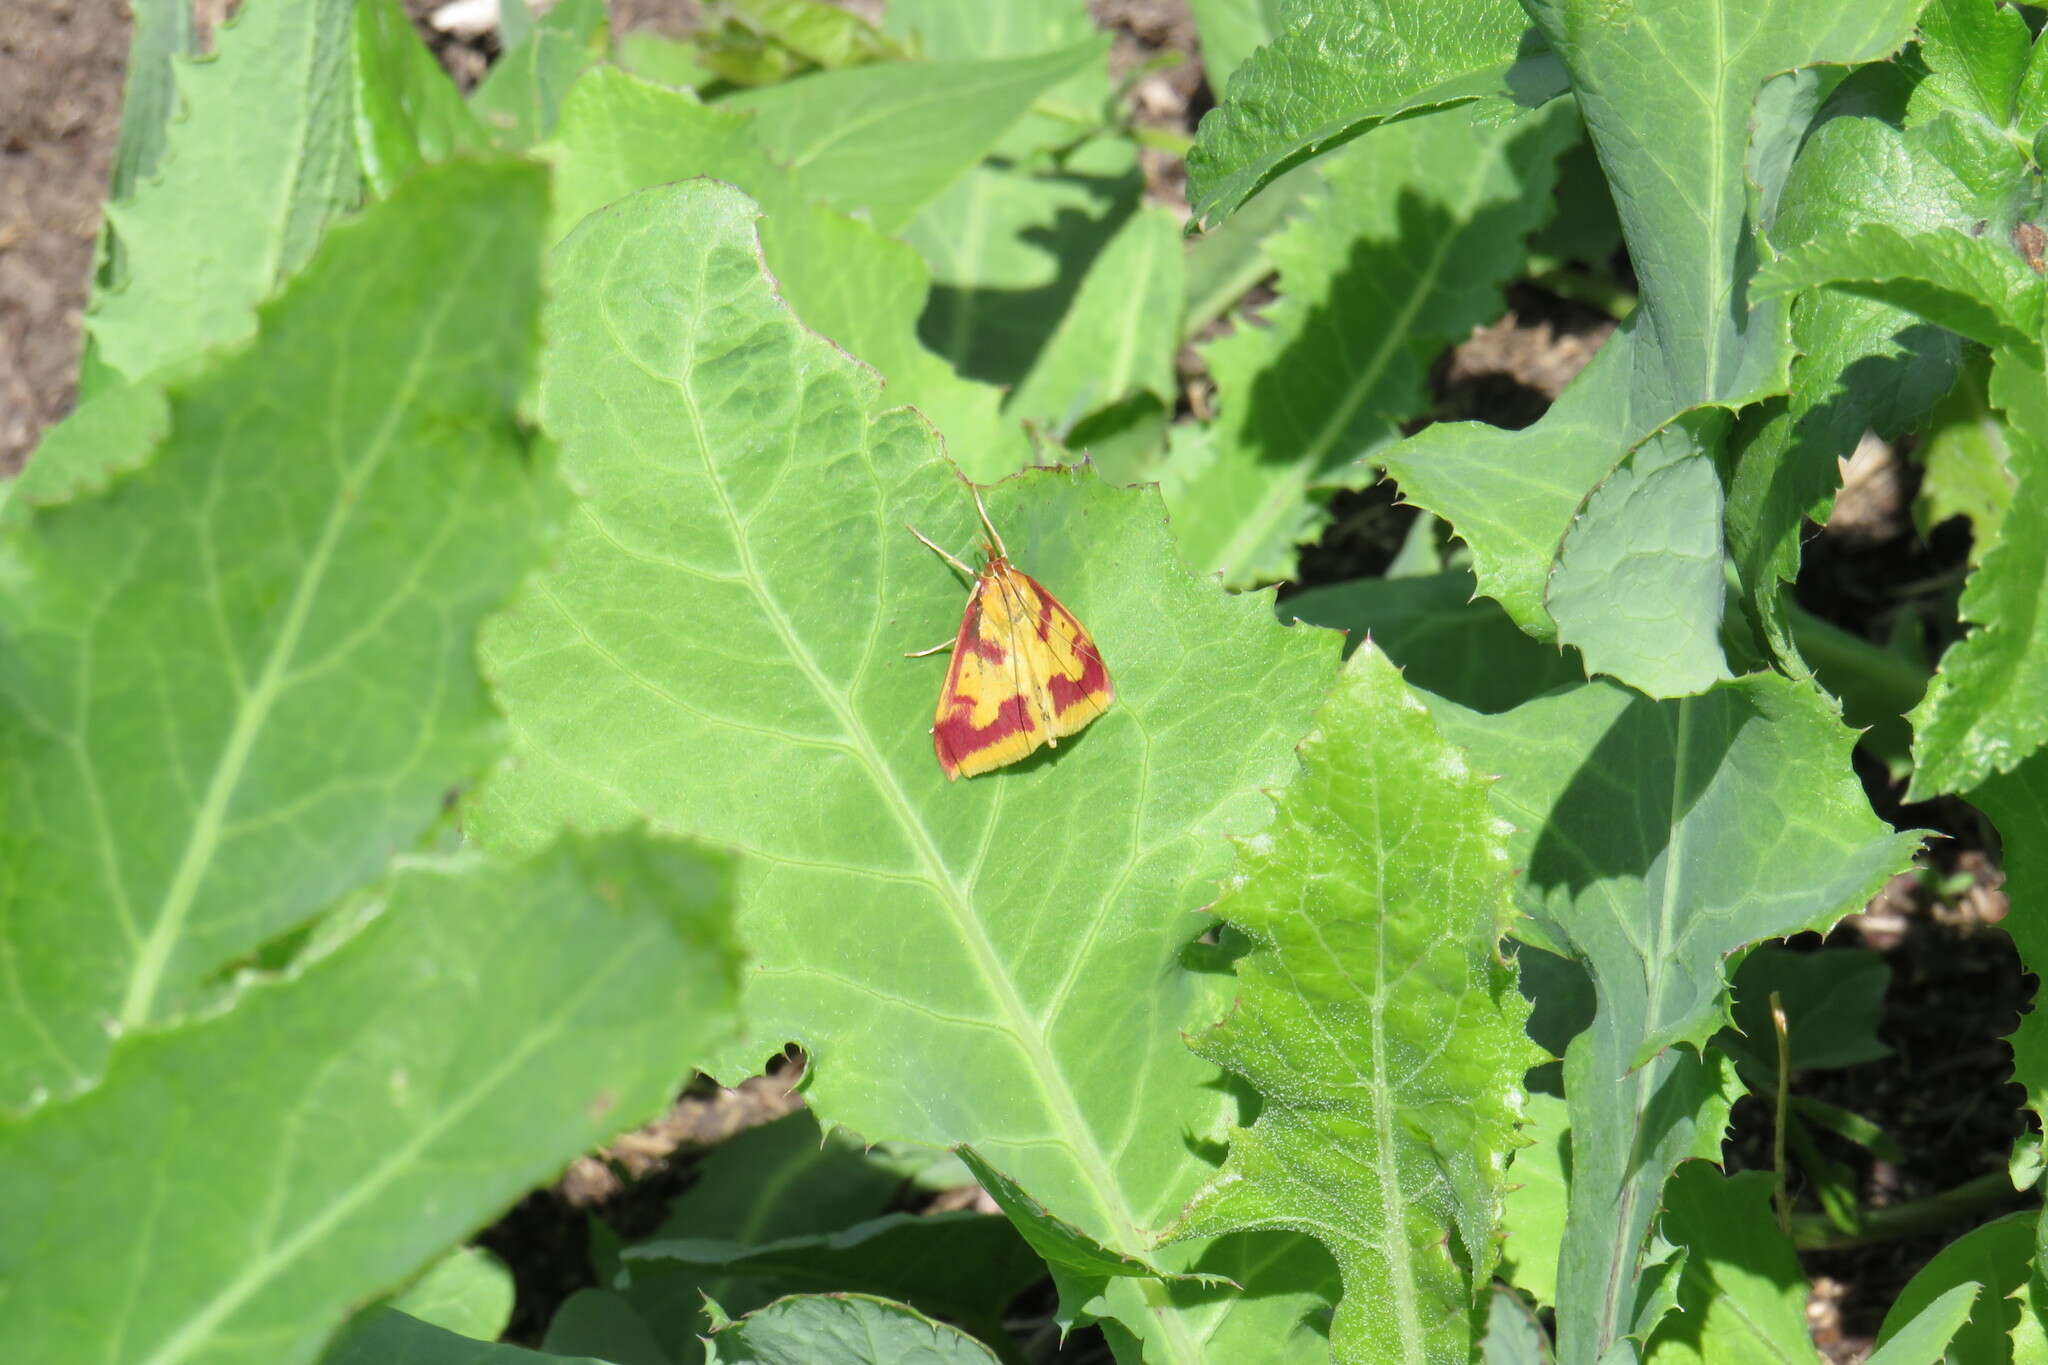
907,487,1114,780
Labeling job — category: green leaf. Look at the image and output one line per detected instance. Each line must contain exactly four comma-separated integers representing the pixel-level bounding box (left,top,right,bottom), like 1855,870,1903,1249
472,178,1343,1359
1385,0,1927,698
876,0,1108,155
1479,1286,1554,1365
1752,223,2044,357
1186,0,1288,90
0,160,552,1111
905,137,1143,396
387,1246,516,1342
721,38,1108,235
1173,643,1536,1364
1541,412,1735,697
350,0,491,196
1642,1166,1812,1365
1005,204,1184,455
87,0,361,384
628,1209,1043,1344
468,0,606,148
1915,357,2015,558
702,1294,1001,1365
693,0,905,86
1184,0,1569,229
1182,160,1325,339
617,31,716,91
1865,1286,1982,1365
5,378,170,517
1279,570,1583,714
1498,1091,1569,1311
1910,348,2048,796
95,0,195,303
1967,755,2048,1186
1722,945,1891,1076
1729,110,1999,670
329,1309,622,1364
1908,0,2039,133
1167,99,1577,584
541,67,1018,476
0,833,739,1365
1875,1213,2033,1365
1431,675,1919,1364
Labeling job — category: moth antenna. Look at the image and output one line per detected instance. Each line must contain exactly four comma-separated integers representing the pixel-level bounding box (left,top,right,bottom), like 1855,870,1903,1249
905,523,977,578
970,485,1009,560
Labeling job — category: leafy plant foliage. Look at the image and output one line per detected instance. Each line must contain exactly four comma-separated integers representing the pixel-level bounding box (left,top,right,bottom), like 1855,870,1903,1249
12,0,2048,1361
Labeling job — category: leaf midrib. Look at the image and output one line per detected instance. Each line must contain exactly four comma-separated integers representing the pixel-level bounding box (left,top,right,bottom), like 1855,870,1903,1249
118,235,483,1030
640,243,1205,1364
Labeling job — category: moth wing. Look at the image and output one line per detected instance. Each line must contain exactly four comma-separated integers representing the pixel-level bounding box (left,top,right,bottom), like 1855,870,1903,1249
931,574,1048,780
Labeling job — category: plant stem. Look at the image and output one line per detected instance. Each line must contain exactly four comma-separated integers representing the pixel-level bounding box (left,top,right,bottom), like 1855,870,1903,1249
1771,990,1792,1237
1790,1172,2032,1250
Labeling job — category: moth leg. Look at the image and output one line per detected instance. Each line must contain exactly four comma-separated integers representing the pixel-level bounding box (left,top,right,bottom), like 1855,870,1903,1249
904,638,956,658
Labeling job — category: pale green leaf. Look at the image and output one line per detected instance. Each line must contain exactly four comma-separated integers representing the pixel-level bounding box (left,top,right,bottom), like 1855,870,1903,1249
1431,676,1918,1365
350,0,491,196
541,67,1018,476
472,179,1342,1359
387,1247,515,1343
0,833,739,1365
1480,1287,1554,1365
904,138,1142,397
1168,100,1577,584
0,160,552,1111
1865,1286,1982,1365
1278,569,1583,714
876,0,1108,159
1544,413,1734,697
1183,160,1325,339
469,0,605,148
693,0,904,86
1910,350,2048,796
702,1294,1000,1365
1187,0,1288,89
94,0,195,304
1184,0,1568,229
617,32,716,91
7,378,169,517
1875,1214,2033,1365
1006,205,1183,454
1174,644,1537,1365
88,0,361,383
1498,1091,1569,1311
722,38,1108,234
1642,1166,1812,1365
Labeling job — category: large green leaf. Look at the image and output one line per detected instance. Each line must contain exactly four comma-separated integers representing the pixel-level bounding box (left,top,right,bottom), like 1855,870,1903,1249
721,38,1107,235
1382,0,1926,698
1184,0,1568,229
1173,644,1537,1365
1431,676,1918,1364
330,1309,622,1364
472,179,1343,1359
1005,204,1183,465
88,0,361,383
1164,99,1576,584
1641,1166,1812,1365
0,833,738,1365
0,160,552,1111
541,67,1017,475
